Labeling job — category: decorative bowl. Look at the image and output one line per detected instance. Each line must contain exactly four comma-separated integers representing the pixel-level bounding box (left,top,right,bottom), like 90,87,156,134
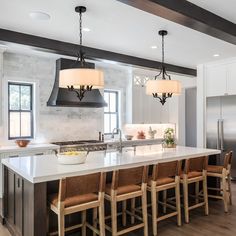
125,135,133,140
57,151,88,165
15,139,31,148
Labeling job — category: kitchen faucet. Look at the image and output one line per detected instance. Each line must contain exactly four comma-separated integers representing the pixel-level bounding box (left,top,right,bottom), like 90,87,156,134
111,128,123,153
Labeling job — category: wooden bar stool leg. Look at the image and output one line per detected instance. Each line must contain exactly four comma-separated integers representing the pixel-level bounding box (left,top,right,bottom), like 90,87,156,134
82,211,86,236
93,208,98,236
58,211,65,236
195,181,199,204
175,178,181,226
222,170,229,213
111,191,117,236
98,193,105,236
151,181,158,236
131,198,135,224
203,171,209,216
228,174,232,205
163,190,167,214
142,184,148,236
122,200,127,226
183,175,189,223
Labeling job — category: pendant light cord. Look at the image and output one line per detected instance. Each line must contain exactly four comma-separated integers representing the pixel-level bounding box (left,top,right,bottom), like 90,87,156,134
162,34,164,67
78,8,85,65
79,9,83,47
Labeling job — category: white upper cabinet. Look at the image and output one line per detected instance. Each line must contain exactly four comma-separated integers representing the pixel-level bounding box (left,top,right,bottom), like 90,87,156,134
206,62,236,97
227,63,236,95
206,64,227,97
132,84,167,124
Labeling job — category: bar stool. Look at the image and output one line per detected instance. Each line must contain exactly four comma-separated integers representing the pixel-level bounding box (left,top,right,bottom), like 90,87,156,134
147,160,182,236
207,151,233,212
180,156,209,223
48,172,106,236
105,166,148,236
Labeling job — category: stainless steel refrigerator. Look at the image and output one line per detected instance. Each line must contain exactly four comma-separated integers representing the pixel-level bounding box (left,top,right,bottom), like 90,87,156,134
206,95,236,179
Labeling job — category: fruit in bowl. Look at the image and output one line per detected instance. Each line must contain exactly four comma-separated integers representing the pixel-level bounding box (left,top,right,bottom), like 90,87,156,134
57,151,88,165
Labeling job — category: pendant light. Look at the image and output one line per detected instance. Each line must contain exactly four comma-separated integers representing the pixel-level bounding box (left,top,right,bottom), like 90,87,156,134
146,30,181,105
59,6,104,101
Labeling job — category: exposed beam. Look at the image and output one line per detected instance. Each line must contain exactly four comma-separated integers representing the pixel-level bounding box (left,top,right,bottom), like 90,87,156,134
117,0,236,45
0,28,196,76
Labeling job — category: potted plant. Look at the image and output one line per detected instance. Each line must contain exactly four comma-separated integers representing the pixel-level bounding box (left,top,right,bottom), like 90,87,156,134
162,128,176,148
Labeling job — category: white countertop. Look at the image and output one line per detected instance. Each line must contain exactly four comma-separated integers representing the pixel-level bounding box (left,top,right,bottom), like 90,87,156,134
1,145,220,184
0,143,59,153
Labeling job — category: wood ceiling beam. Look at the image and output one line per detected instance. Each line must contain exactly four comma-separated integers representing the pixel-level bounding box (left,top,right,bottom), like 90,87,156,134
117,0,236,45
0,28,196,76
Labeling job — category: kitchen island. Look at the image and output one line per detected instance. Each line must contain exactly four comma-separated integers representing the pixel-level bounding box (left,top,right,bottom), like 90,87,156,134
1,145,220,236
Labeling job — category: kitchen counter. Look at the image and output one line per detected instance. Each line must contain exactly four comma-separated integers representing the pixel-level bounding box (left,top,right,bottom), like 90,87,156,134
1,144,220,236
0,143,59,153
2,145,220,183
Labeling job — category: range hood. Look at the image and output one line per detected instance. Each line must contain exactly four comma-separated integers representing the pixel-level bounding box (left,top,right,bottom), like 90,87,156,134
47,58,107,108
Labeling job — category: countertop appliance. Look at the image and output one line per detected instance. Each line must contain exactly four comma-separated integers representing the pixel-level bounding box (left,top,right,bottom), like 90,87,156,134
52,140,107,153
206,95,236,179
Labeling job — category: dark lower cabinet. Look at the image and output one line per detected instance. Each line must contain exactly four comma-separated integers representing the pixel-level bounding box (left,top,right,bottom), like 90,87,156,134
4,170,23,236
3,166,47,236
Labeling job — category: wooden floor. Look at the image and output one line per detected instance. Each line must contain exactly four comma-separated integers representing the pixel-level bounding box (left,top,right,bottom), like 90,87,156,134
1,182,236,236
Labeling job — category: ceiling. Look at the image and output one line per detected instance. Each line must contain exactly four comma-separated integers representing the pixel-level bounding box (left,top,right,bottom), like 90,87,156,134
0,0,236,69
188,0,236,23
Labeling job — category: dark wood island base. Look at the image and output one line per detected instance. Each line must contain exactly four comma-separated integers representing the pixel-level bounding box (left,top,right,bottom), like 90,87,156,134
2,166,47,236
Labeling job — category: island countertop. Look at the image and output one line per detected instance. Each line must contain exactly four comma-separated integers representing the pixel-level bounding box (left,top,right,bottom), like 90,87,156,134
1,145,221,184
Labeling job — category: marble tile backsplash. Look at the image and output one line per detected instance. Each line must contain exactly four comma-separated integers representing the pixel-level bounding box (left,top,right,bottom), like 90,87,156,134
0,52,132,143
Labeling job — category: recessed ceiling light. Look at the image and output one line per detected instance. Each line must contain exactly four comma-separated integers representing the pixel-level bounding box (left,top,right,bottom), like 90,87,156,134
29,11,51,21
151,45,157,49
213,54,220,57
82,27,91,32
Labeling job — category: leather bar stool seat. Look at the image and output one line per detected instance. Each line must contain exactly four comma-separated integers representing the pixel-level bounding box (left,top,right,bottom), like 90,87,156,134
148,176,175,186
105,184,141,196
180,171,202,179
49,193,98,208
207,165,224,174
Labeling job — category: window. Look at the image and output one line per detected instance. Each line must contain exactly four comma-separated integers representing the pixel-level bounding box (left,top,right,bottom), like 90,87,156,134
8,82,34,139
104,90,119,134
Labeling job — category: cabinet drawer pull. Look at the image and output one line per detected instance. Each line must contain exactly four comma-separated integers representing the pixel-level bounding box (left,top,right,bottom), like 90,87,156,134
17,178,20,188
9,155,19,158
35,153,44,156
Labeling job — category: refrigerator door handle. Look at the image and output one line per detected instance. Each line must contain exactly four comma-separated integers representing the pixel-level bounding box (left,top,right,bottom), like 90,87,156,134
220,119,224,151
217,119,220,150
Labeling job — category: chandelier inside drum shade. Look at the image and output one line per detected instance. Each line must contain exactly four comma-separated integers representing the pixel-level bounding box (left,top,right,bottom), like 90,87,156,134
146,30,181,105
59,6,104,101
